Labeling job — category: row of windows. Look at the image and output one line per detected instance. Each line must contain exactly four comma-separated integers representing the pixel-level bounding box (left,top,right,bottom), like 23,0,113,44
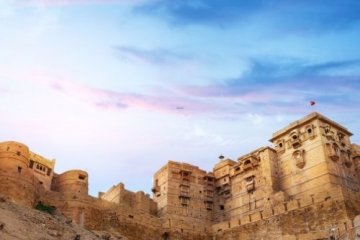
29,160,52,176
276,125,316,151
277,125,348,152
179,196,213,210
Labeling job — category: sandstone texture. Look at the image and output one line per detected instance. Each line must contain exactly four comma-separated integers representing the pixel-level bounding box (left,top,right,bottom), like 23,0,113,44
1,112,360,240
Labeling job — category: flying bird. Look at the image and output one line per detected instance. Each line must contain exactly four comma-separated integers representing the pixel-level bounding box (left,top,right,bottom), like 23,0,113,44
176,107,184,110
310,101,316,106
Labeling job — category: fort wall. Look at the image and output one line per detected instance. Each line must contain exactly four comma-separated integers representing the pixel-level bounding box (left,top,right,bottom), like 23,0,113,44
0,112,360,240
52,170,88,196
41,185,162,240
29,151,55,191
0,141,36,206
212,199,353,240
100,183,157,215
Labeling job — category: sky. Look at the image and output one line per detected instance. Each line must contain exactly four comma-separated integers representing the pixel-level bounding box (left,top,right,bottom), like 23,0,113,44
0,0,359,196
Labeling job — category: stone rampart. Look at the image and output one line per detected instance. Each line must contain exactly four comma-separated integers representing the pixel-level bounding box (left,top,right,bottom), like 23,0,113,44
1,112,360,240
52,170,88,196
0,141,36,206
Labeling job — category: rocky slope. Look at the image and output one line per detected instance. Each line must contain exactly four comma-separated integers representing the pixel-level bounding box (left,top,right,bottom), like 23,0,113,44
0,195,127,240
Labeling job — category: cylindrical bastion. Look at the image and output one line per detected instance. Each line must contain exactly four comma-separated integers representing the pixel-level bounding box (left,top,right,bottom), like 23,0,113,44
0,141,36,206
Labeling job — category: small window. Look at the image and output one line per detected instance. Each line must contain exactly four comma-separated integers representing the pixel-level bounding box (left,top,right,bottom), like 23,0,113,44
16,151,21,156
332,143,339,153
305,125,315,138
276,139,285,152
220,205,225,210
128,215,134,219
29,160,34,169
180,196,189,206
17,166,22,173
245,176,254,182
324,125,331,134
292,135,298,140
338,132,345,144
235,167,240,171
78,174,86,180
39,181,43,185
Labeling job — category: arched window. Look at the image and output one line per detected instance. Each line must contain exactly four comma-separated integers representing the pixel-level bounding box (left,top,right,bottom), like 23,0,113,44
276,139,285,152
305,124,315,139
290,130,301,148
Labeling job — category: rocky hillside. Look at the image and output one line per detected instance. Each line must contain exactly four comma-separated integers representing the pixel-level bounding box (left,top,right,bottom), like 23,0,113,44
0,195,127,240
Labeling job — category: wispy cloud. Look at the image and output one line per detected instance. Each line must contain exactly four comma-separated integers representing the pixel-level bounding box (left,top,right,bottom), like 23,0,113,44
135,0,360,33
48,79,219,114
180,58,360,113
49,81,127,109
135,0,263,27
33,56,360,117
2,55,359,118
115,46,192,65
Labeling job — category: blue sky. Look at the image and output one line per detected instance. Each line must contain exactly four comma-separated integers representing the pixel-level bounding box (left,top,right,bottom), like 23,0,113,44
1,0,359,196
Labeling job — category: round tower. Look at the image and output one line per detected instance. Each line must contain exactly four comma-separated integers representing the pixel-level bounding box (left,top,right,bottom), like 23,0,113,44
0,141,36,206
53,170,88,196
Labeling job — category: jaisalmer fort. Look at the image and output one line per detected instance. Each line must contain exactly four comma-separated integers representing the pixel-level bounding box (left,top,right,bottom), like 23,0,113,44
1,112,360,240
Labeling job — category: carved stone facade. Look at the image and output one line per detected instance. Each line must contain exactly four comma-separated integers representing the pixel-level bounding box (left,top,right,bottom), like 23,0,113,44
152,162,214,239
1,112,360,240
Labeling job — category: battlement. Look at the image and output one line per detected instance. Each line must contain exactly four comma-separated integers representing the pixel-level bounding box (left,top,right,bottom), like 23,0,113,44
100,182,157,215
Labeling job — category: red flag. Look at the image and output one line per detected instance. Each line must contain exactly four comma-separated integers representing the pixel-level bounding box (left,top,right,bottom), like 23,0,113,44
310,101,316,106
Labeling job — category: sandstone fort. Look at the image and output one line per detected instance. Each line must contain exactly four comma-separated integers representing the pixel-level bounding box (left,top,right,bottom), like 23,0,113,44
1,112,360,240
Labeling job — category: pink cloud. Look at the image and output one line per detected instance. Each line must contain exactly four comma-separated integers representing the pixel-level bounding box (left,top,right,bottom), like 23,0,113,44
46,79,220,114
0,67,220,115
2,67,340,118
